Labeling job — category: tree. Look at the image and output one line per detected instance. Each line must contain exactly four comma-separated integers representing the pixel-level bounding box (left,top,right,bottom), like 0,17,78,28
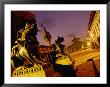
67,35,83,53
72,36,83,51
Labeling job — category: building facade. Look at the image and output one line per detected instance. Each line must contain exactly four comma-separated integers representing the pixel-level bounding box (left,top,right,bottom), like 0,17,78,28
87,11,100,49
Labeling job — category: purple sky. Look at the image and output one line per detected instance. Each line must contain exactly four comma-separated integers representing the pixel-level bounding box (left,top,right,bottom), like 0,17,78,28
31,11,91,46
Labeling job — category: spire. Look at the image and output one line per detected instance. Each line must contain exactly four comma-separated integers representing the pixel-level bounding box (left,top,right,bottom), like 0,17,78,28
40,24,52,46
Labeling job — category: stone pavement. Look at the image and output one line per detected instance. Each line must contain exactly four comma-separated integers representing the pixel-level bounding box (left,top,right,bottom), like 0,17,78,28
75,58,100,77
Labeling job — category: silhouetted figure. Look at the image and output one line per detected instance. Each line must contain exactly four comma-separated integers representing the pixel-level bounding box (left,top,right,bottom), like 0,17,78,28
55,36,65,55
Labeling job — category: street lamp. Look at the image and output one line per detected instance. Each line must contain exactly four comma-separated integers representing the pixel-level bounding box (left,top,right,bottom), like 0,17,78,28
87,42,91,49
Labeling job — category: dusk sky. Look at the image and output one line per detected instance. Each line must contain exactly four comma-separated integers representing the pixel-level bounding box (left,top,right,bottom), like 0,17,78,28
31,11,91,46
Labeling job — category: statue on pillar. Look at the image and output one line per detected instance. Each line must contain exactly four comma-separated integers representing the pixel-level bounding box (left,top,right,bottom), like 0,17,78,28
11,22,40,69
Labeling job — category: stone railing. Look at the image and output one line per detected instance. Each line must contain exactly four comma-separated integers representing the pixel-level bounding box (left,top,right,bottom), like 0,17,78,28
12,64,46,77
70,48,100,56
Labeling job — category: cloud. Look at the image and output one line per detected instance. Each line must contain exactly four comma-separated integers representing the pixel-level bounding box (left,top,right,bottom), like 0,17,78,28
41,18,53,25
37,17,57,30
67,33,75,37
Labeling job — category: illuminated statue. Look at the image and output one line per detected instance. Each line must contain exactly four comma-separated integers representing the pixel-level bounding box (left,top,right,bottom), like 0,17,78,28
11,22,40,68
